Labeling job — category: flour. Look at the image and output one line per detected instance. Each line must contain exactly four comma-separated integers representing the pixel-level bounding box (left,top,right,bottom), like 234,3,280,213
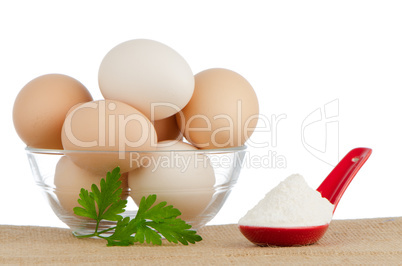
238,174,334,227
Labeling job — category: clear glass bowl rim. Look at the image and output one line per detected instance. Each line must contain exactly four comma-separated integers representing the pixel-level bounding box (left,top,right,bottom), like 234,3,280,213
25,145,247,155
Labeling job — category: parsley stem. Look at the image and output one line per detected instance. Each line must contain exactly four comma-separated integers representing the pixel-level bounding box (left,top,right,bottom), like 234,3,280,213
97,226,117,235
74,226,117,239
75,233,97,239
95,220,100,235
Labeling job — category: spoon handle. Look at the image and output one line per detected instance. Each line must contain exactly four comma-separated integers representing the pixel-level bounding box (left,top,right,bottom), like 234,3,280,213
316,147,372,213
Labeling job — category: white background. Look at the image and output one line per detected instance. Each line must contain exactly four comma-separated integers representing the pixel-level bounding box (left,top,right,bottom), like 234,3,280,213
0,0,401,229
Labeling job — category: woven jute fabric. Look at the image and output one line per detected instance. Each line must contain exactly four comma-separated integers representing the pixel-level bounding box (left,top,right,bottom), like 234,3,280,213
1,217,401,265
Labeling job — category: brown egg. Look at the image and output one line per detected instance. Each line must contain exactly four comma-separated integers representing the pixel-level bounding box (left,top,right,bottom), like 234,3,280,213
54,156,129,215
176,68,259,149
119,172,130,200
61,99,158,175
152,115,183,142
13,74,93,149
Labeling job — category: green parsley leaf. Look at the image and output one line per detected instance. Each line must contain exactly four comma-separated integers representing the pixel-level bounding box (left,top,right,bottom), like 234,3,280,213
73,167,202,246
73,166,127,235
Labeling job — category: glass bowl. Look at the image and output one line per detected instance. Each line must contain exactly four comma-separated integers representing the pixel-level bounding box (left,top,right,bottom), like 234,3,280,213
26,146,246,236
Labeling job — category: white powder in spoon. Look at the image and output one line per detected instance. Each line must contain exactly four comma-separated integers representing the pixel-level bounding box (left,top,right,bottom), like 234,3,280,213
238,174,334,227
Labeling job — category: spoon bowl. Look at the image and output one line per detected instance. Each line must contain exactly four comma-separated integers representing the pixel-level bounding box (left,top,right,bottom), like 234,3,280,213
239,224,329,246
239,147,372,246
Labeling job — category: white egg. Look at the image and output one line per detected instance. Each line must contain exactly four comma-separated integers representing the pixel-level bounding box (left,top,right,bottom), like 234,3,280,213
128,141,215,221
98,39,195,120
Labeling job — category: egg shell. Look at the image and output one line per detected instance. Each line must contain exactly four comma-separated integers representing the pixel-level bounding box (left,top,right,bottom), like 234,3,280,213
54,156,129,216
119,172,130,200
152,115,183,142
13,74,93,149
61,99,158,175
176,68,259,149
98,39,195,120
128,140,215,221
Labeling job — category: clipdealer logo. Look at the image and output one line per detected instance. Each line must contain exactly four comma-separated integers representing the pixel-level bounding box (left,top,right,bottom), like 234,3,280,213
128,149,288,173
63,98,340,170
63,100,289,166
301,99,339,166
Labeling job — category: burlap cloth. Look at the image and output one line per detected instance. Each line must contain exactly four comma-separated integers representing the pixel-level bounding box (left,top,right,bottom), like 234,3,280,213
1,217,401,265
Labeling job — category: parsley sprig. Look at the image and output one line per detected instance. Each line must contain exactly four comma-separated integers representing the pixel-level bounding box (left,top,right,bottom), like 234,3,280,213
73,167,202,246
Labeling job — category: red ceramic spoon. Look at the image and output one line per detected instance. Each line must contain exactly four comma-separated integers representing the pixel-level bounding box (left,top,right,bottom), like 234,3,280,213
239,147,372,246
